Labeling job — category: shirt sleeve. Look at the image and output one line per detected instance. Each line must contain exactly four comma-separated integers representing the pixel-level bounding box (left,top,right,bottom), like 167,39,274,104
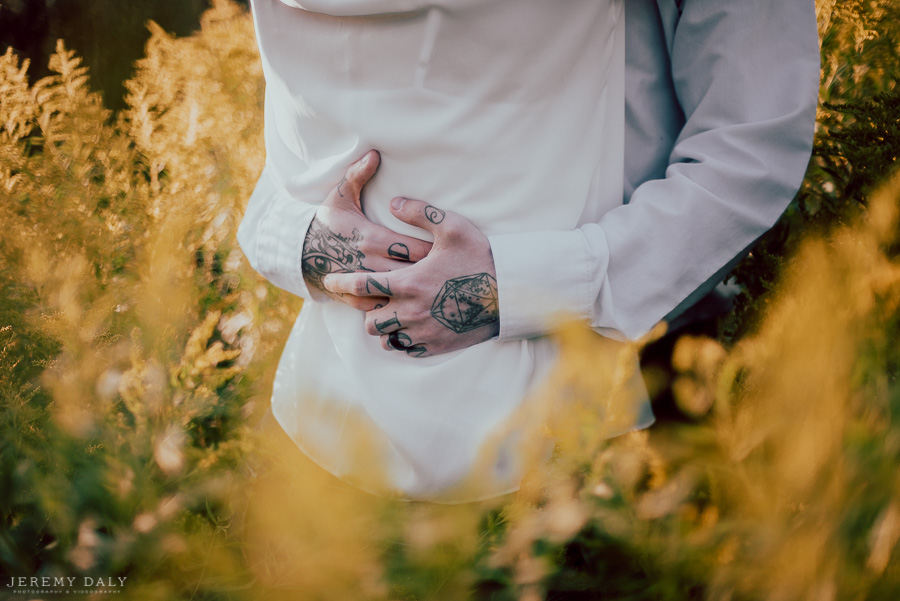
237,165,322,300
488,0,820,341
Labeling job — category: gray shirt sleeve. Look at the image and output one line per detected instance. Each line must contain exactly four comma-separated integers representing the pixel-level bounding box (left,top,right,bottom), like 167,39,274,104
595,0,819,336
595,0,820,338
491,0,820,341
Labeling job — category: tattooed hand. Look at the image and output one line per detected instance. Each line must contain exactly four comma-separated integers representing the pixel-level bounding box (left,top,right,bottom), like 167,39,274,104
322,197,499,357
302,151,433,310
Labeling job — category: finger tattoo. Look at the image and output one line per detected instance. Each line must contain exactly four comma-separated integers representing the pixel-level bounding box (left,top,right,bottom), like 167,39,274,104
365,275,392,297
337,176,348,198
424,205,445,224
374,312,402,334
404,344,429,358
387,243,410,261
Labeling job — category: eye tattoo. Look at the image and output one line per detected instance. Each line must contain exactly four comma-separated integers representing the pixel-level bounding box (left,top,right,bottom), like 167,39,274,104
301,220,366,291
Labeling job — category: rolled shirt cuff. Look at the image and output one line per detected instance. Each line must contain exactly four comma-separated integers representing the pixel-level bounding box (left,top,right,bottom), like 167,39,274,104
488,228,609,340
238,168,322,300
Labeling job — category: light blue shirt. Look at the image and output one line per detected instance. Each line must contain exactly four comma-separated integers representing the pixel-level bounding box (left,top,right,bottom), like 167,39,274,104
618,0,820,331
485,0,819,340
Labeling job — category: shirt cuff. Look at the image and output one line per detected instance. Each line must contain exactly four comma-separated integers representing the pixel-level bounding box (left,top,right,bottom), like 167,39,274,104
238,169,322,300
488,229,608,340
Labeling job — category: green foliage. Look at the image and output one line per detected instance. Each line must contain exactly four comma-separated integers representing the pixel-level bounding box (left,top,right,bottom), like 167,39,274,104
819,92,900,209
724,0,900,341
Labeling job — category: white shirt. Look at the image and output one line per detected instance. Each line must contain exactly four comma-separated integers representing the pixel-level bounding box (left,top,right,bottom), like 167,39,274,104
238,0,819,501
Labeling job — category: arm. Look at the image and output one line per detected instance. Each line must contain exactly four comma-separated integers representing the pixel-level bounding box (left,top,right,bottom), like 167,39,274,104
488,0,820,341
237,163,319,299
238,151,432,307
322,0,820,354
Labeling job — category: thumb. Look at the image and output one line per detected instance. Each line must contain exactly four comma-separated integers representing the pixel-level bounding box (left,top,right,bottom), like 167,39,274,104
389,197,457,238
330,150,380,211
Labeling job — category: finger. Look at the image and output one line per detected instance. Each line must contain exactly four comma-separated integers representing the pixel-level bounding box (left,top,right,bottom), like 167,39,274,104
366,309,403,337
380,334,430,357
359,255,418,273
380,334,394,352
327,150,380,211
322,272,394,299
389,197,463,240
359,229,432,263
380,331,413,352
336,294,388,312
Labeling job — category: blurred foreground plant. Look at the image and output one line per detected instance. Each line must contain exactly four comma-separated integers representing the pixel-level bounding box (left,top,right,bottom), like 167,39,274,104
0,1,302,598
726,0,900,340
477,172,900,601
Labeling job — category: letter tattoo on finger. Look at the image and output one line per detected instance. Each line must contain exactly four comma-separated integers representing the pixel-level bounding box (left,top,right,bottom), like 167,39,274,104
387,243,410,261
365,276,392,297
404,344,429,358
374,312,401,334
424,205,445,224
337,176,348,198
394,332,413,347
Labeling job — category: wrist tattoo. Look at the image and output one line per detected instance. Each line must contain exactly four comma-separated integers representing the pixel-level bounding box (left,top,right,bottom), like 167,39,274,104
302,220,368,291
430,273,499,334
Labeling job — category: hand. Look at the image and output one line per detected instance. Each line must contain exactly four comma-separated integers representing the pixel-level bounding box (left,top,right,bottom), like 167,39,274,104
302,150,433,310
322,197,500,357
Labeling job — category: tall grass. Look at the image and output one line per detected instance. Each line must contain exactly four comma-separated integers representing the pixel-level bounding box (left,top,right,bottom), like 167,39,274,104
1,0,899,599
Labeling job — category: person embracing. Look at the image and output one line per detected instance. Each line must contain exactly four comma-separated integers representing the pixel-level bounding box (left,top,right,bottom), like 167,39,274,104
239,0,820,503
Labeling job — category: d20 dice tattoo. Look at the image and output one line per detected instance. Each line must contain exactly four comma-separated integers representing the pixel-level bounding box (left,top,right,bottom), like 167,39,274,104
430,273,499,334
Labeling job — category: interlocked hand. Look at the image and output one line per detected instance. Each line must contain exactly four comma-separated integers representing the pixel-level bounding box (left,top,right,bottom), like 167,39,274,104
323,196,499,357
302,150,433,310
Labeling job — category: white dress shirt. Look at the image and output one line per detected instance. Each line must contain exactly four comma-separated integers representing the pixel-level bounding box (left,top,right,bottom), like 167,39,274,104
238,0,819,501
